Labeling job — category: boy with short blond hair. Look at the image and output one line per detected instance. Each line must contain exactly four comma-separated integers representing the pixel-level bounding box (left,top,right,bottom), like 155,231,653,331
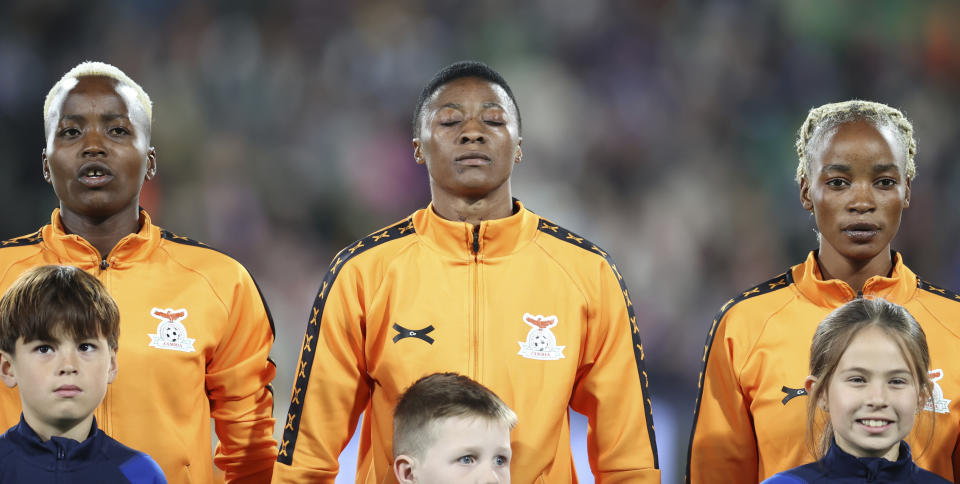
0,265,166,483
392,372,517,484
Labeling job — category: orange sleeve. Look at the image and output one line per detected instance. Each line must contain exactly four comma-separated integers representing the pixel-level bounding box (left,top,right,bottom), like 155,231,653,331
686,307,759,484
569,259,660,483
273,256,371,483
205,266,278,483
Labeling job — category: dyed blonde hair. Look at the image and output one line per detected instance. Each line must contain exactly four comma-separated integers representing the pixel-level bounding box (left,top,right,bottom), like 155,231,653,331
43,61,152,136
806,298,933,460
393,372,517,459
795,100,916,184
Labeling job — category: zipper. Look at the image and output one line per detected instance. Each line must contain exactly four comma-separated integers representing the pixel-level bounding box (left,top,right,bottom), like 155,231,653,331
57,443,65,483
70,236,121,435
99,241,122,273
471,225,481,379
95,247,118,436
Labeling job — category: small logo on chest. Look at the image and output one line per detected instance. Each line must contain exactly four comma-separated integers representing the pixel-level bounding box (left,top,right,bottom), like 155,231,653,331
148,308,197,353
780,386,807,405
518,313,565,360
392,323,435,344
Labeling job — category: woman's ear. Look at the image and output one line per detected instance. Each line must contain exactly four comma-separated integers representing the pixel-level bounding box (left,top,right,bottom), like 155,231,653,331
903,176,911,209
412,140,424,165
41,150,51,184
799,177,814,212
145,147,158,180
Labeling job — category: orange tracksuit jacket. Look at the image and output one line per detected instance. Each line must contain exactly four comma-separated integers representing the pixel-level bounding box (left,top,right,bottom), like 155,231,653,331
687,251,960,483
273,201,660,483
0,210,277,484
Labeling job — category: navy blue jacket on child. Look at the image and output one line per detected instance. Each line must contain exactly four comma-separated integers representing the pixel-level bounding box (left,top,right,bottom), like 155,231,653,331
0,416,166,483
762,439,950,483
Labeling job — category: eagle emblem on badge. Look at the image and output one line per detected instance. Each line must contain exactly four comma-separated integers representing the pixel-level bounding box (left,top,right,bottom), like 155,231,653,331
518,313,565,360
148,308,197,353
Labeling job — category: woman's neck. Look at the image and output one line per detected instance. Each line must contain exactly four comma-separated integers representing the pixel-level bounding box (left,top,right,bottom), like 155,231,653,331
429,184,514,225
816,244,893,292
58,205,141,259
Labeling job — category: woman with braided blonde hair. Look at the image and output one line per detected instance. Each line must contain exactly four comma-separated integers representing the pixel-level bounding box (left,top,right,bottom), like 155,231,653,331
687,100,960,483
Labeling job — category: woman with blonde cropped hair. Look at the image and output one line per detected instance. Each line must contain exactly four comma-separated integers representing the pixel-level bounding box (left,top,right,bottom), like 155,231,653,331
0,61,277,484
687,100,960,483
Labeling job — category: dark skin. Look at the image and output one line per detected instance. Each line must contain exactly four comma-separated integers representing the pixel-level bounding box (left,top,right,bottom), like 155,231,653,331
41,76,157,258
413,77,522,225
800,120,911,291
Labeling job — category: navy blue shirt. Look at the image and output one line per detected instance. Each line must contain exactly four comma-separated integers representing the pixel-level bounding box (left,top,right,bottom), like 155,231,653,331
0,416,166,484
762,440,950,484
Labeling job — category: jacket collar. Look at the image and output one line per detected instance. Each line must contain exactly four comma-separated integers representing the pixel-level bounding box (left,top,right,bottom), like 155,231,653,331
820,439,916,481
413,199,539,260
41,208,162,271
792,250,917,308
8,415,102,467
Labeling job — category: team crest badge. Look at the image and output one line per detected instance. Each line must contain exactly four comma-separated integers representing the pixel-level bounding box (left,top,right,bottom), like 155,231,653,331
924,369,951,414
148,308,196,353
518,313,565,360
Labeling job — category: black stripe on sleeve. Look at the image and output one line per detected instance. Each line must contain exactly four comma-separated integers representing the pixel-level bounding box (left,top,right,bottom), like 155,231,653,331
161,230,278,338
537,218,659,469
918,279,960,302
683,270,793,483
0,229,43,248
277,218,416,465
161,230,280,417
249,276,277,339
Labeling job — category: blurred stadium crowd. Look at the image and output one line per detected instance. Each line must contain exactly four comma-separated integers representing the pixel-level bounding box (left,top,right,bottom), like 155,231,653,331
2,1,959,482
